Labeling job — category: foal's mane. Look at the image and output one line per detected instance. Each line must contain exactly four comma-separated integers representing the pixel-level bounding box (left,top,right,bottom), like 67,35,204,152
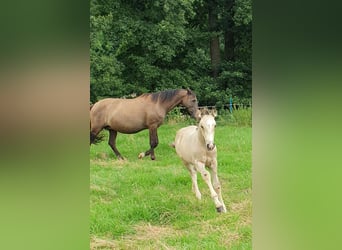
141,89,182,103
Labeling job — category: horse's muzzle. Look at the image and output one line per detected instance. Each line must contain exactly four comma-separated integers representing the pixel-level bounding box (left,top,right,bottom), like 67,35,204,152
207,143,215,151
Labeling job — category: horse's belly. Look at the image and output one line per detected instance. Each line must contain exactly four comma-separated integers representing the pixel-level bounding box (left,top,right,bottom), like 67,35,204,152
107,110,147,133
110,122,146,134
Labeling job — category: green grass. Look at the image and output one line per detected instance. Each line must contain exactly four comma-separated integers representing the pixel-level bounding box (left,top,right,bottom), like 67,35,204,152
90,117,251,249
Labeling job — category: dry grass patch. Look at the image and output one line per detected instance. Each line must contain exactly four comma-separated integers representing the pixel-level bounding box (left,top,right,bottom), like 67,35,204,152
91,224,180,250
219,231,242,247
231,197,252,227
91,236,117,250
90,158,131,168
132,223,180,241
90,184,104,192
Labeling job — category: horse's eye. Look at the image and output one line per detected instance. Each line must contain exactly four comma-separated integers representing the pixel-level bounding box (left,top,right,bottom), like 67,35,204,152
192,99,197,103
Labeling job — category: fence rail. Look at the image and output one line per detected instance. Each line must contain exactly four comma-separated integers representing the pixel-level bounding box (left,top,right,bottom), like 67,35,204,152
198,103,252,112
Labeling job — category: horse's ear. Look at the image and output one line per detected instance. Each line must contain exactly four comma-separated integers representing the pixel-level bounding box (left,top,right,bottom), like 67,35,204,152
186,88,192,95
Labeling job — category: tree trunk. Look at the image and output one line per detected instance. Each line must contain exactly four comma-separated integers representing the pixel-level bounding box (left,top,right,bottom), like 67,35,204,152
223,0,235,61
224,21,234,60
208,0,220,78
210,36,220,77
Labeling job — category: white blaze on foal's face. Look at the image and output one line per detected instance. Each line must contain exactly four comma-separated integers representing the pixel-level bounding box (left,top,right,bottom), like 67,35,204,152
199,115,216,150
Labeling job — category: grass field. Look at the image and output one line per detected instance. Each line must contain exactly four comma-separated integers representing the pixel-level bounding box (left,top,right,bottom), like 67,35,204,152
90,113,251,249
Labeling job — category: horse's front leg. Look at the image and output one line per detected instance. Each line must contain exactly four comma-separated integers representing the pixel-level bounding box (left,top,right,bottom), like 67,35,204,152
138,127,159,160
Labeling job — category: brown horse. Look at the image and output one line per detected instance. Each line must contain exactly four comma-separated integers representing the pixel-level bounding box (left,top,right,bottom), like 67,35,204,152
90,89,199,160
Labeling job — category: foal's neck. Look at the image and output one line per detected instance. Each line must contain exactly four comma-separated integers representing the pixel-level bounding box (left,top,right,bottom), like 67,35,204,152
197,124,206,144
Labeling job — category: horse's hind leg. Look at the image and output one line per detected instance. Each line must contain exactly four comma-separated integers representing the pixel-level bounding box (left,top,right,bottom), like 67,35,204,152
108,129,124,160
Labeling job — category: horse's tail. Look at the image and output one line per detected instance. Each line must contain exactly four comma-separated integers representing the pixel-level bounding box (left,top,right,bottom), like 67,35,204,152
89,102,105,144
90,132,105,145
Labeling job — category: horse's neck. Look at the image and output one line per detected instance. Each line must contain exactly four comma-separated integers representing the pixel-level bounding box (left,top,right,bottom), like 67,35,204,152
163,92,185,113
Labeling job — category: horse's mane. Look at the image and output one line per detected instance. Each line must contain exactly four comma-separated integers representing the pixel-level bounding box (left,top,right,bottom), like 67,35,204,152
141,89,181,103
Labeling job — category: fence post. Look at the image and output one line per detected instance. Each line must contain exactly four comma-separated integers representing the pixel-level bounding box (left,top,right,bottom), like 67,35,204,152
229,96,233,113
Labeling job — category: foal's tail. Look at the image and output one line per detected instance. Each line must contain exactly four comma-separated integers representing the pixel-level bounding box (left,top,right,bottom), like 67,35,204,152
170,142,175,148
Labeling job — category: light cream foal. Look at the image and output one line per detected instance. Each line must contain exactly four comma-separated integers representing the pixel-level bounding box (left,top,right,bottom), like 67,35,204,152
173,110,227,213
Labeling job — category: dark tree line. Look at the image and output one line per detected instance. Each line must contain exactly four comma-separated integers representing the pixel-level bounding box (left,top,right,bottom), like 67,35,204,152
90,0,251,107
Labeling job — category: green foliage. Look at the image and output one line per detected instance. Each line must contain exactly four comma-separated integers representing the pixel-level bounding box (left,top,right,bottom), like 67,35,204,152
90,13,125,102
233,0,252,26
217,108,252,127
218,61,252,103
90,0,252,106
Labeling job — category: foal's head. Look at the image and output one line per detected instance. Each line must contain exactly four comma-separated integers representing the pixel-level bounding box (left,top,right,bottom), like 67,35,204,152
198,110,217,151
180,89,199,120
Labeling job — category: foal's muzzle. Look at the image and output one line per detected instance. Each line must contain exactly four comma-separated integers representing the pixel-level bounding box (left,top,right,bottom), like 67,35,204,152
207,143,215,151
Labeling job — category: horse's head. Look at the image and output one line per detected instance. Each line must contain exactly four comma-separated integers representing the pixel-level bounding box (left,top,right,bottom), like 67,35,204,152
198,110,217,151
180,88,200,120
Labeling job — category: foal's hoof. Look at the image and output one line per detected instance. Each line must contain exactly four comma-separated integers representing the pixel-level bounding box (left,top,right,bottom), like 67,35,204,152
138,152,145,159
216,206,224,213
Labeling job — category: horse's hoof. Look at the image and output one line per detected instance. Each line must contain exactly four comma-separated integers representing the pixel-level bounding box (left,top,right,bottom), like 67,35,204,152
138,152,145,159
117,155,124,160
151,156,156,160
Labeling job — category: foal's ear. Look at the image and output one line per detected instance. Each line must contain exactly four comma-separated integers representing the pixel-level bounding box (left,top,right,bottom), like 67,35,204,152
201,107,210,115
197,111,202,119
210,108,218,117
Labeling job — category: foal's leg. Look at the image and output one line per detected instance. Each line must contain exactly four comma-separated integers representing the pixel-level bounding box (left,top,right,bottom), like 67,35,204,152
108,129,124,160
210,159,227,213
186,163,201,200
195,161,225,212
138,127,158,160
